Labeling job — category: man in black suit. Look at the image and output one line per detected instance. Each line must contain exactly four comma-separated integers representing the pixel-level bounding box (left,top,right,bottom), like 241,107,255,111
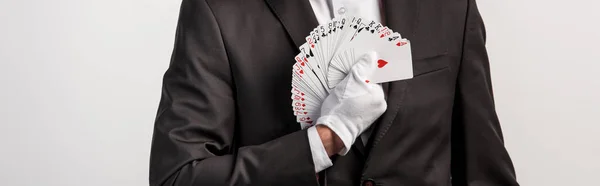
149,0,519,185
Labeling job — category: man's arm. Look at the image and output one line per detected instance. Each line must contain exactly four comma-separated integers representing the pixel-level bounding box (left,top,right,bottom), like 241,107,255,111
149,0,322,185
451,0,519,185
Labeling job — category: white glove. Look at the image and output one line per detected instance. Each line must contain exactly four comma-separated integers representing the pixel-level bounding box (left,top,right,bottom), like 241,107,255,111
316,51,387,155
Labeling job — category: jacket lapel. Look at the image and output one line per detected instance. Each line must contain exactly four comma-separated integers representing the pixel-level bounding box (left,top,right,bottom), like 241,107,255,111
264,0,319,49
382,0,420,39
363,0,420,156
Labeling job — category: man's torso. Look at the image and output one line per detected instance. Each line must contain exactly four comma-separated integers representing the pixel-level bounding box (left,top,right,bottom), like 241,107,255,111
205,0,467,185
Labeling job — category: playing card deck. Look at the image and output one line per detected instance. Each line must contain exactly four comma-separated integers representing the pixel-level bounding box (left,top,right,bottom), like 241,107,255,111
291,16,414,128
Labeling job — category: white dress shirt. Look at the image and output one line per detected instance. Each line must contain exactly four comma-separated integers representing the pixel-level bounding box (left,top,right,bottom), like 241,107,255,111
306,0,383,172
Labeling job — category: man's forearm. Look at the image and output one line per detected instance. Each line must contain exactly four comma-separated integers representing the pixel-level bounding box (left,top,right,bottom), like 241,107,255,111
316,125,344,156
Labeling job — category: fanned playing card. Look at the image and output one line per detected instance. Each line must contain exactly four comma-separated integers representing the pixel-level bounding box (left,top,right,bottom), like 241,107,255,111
290,16,414,129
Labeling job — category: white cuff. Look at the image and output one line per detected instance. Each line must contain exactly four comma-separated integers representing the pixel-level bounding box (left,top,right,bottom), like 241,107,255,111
307,126,333,172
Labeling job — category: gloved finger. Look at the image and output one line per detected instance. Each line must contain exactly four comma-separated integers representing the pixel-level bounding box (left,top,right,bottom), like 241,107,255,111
369,83,386,101
333,51,378,99
349,51,378,84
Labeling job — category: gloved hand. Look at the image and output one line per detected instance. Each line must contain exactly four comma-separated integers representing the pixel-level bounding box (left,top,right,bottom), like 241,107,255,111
316,51,387,155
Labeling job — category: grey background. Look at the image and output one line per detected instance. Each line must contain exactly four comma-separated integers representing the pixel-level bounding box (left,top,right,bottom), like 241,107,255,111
0,0,598,185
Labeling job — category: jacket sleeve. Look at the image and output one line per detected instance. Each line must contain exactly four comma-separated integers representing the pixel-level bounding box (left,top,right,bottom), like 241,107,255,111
451,0,519,185
149,0,319,185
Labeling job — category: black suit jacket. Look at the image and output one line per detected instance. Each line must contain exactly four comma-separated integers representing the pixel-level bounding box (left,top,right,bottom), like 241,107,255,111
149,0,519,185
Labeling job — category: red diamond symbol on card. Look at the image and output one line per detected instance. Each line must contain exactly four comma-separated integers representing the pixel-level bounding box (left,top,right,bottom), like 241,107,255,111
396,41,407,46
380,34,385,38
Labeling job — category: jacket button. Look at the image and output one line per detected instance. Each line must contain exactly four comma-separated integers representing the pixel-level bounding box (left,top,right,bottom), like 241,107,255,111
362,180,375,186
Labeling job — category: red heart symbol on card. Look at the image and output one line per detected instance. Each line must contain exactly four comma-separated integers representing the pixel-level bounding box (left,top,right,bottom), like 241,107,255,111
307,117,311,120
377,59,388,68
365,80,370,83
299,70,304,74
301,93,305,96
311,44,315,48
380,34,385,38
301,98,305,101
302,104,306,107
304,112,307,114
301,62,305,66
